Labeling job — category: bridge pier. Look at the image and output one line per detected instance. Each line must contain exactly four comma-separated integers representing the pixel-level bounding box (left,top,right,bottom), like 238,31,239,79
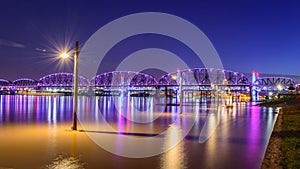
250,85,258,102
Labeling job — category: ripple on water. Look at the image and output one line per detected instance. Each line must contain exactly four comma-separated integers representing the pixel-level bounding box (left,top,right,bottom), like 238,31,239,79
44,154,86,169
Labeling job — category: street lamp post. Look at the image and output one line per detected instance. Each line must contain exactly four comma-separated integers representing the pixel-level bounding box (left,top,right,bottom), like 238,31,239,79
58,41,79,130
72,41,79,131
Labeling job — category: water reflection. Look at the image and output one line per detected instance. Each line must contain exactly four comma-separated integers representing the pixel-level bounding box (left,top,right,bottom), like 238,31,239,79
0,95,278,168
0,95,73,124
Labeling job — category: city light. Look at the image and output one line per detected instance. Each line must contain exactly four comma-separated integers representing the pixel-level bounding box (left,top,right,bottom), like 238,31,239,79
277,84,283,91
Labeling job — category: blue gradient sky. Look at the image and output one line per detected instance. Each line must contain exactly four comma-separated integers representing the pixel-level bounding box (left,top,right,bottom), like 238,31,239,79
0,0,299,80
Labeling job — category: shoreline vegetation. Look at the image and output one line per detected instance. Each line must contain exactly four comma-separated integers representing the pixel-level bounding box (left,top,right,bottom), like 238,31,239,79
260,95,300,169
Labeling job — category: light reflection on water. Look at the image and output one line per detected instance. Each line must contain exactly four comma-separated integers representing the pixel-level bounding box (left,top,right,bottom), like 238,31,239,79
0,95,278,169
160,125,188,169
0,95,74,124
45,154,85,169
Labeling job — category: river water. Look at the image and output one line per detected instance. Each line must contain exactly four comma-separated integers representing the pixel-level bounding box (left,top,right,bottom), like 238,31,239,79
0,95,277,169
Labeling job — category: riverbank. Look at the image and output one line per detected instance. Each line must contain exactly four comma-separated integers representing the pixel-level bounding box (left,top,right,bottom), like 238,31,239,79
261,97,300,169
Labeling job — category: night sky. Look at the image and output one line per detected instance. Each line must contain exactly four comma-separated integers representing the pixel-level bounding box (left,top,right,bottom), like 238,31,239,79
0,0,299,81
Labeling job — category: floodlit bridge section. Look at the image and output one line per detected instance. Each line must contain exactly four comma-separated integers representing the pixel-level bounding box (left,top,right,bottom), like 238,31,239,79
38,72,90,93
253,77,296,93
38,73,90,87
91,71,158,87
90,71,158,96
0,79,11,88
159,68,250,92
12,78,37,89
0,79,11,94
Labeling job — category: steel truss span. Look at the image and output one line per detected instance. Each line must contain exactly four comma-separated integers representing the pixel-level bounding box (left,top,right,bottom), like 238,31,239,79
38,72,90,87
91,71,158,87
158,68,249,86
254,77,296,91
12,78,37,88
0,79,11,87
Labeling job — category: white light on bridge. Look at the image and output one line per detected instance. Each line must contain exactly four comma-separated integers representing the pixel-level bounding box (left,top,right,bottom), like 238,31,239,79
277,84,283,91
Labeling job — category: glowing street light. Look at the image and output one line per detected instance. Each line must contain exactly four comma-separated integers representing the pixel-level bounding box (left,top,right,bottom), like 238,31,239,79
59,52,70,59
59,42,79,131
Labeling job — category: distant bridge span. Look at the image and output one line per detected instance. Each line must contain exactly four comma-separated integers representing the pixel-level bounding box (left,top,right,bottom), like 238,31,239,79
253,77,295,92
90,71,158,87
38,72,90,87
0,79,10,88
0,69,297,94
159,68,249,85
12,78,37,88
